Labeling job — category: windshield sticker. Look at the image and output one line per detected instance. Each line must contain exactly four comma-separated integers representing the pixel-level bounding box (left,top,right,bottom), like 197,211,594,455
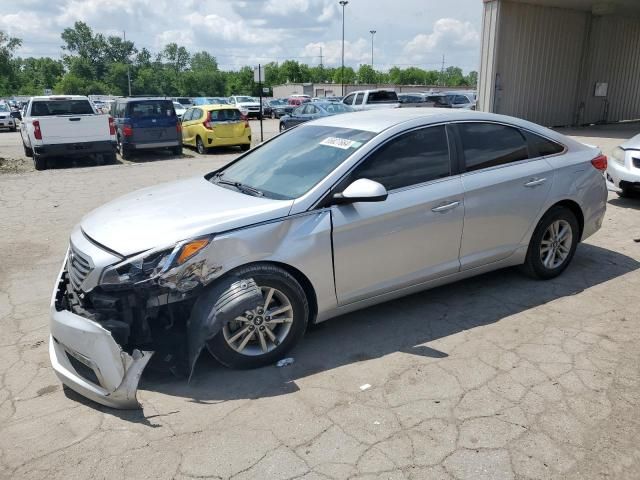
320,137,360,149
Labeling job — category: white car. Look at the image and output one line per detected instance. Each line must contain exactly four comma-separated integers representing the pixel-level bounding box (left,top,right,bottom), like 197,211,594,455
607,133,640,197
0,103,17,131
342,89,401,111
228,95,261,118
173,101,187,119
20,95,117,170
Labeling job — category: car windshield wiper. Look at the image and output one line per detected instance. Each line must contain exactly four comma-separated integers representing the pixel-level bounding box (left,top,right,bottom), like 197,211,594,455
212,173,264,197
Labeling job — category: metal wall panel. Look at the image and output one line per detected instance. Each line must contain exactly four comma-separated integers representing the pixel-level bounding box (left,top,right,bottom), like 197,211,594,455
494,1,588,126
477,0,501,112
580,15,640,124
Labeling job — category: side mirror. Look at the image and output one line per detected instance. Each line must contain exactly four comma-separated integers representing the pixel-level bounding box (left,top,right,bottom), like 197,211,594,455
332,178,388,205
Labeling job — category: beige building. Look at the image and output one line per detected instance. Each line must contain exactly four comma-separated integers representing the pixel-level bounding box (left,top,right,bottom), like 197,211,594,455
272,83,471,99
478,0,640,126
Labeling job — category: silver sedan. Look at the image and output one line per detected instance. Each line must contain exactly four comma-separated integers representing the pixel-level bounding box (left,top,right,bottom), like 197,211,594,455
50,109,608,408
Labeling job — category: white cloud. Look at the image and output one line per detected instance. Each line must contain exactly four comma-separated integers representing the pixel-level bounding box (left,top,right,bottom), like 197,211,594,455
301,38,371,67
404,18,479,60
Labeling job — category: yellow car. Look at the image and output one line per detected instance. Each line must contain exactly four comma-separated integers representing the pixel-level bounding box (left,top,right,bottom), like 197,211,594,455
181,104,252,153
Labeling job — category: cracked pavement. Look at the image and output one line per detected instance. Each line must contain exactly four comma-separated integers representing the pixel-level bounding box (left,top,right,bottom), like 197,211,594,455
1,124,640,479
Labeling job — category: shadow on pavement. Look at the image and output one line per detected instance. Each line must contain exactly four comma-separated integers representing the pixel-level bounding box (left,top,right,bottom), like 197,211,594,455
124,243,639,412
609,196,640,211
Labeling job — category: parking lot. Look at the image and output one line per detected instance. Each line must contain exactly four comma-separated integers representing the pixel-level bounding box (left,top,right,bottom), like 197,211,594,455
1,121,639,480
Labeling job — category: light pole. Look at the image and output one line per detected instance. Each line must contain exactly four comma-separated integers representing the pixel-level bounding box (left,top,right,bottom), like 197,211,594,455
339,0,348,96
370,30,376,70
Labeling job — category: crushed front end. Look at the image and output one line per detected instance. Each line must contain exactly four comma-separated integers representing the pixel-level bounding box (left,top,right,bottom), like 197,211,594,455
50,227,206,409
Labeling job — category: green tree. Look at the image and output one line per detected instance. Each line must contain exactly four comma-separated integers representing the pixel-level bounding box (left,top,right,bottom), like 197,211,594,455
466,70,478,87
0,30,22,94
16,57,64,94
332,66,355,85
357,64,378,84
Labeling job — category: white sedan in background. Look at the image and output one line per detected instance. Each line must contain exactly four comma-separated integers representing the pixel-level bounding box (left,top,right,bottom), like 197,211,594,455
607,133,640,197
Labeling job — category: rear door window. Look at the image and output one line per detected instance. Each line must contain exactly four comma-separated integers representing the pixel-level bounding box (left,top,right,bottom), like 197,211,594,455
524,131,565,157
349,125,451,191
367,91,398,104
458,122,529,172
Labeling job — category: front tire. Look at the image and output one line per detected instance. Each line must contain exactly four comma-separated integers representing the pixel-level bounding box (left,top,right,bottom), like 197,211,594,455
279,123,286,132
617,186,636,198
522,206,579,280
206,264,309,369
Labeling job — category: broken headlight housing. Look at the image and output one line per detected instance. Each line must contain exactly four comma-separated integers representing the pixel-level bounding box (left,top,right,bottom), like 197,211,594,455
99,236,212,288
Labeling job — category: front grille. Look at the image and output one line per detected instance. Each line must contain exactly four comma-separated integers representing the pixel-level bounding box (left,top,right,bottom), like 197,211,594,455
67,243,92,291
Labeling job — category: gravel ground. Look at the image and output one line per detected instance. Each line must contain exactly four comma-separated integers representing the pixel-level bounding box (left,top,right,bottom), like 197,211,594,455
0,121,639,480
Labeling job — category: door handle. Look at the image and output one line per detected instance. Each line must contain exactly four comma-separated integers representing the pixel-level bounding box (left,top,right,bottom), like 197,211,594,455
431,200,460,213
524,177,547,187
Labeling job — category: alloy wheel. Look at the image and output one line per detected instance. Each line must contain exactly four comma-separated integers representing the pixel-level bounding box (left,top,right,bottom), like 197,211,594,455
222,286,294,356
539,219,573,269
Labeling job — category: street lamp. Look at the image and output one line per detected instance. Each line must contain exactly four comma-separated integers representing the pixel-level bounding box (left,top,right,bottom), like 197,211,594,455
370,30,376,70
339,0,349,96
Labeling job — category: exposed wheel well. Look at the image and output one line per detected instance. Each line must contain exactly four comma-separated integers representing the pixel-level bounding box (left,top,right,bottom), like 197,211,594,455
549,200,584,241
225,261,319,325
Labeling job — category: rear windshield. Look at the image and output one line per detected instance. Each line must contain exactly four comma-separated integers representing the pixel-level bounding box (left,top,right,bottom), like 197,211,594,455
209,109,242,121
31,100,94,116
368,91,398,103
427,96,450,106
127,100,175,117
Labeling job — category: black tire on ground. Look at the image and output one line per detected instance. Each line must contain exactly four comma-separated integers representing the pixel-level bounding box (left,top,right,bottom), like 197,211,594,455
23,144,33,158
240,144,251,152
206,264,309,369
171,145,183,156
196,136,207,154
118,137,132,160
521,206,579,280
271,111,276,119
279,123,286,132
10,126,16,132
33,154,47,171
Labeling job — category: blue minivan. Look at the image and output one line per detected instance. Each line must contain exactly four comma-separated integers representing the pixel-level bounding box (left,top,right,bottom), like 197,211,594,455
110,98,182,159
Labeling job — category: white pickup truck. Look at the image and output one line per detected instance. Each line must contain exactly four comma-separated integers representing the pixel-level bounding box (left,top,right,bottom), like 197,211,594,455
341,89,401,111
20,95,117,170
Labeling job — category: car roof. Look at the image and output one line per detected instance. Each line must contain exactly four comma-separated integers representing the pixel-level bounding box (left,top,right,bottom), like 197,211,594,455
197,104,240,110
310,109,540,134
31,95,88,100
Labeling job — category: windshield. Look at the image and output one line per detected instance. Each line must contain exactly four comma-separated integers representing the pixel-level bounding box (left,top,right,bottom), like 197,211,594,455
128,100,175,117
31,99,94,116
0,104,9,112
235,96,254,103
213,125,376,199
319,103,353,113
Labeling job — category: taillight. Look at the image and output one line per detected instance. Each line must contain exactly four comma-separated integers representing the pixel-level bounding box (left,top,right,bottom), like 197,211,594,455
591,154,607,171
241,113,249,128
203,111,212,130
108,116,116,135
33,120,42,140
123,124,133,137
176,122,182,133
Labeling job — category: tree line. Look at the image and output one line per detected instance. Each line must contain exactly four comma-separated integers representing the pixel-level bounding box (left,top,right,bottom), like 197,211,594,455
1,22,478,98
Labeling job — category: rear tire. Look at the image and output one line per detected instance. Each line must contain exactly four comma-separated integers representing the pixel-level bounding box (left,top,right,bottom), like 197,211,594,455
240,144,251,152
33,154,47,171
521,206,579,280
23,144,33,158
271,111,276,119
117,137,132,160
196,136,207,154
206,264,309,369
171,145,183,156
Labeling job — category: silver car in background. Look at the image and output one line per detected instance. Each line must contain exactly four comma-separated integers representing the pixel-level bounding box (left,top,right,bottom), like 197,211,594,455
50,109,608,408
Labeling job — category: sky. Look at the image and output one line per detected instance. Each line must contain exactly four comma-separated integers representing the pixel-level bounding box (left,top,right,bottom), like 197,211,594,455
0,0,482,73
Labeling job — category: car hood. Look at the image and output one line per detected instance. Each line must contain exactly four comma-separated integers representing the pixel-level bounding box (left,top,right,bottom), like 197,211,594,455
237,102,260,107
81,176,293,256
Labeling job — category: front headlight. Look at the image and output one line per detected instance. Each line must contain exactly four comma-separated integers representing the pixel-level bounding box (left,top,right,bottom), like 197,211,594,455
99,236,212,288
612,147,626,166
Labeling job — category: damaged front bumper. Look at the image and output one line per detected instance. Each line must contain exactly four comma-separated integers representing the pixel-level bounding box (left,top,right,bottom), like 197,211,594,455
49,263,153,409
